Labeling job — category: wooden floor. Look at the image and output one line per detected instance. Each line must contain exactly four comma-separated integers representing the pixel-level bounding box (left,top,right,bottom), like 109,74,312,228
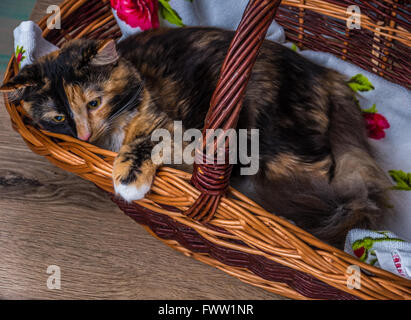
0,0,286,300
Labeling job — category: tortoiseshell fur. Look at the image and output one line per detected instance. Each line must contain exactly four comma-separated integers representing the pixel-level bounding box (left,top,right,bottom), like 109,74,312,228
1,27,390,247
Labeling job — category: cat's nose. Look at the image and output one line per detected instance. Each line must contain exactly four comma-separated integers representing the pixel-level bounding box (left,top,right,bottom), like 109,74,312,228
78,132,91,141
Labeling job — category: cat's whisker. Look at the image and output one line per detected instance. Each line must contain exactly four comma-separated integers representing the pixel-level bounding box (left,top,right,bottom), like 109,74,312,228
107,83,144,123
89,85,145,144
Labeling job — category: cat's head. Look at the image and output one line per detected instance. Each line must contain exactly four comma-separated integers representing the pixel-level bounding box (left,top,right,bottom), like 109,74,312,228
0,39,144,144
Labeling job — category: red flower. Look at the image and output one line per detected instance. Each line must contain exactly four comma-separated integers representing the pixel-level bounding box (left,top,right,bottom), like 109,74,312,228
111,0,159,30
363,112,390,140
16,52,23,64
353,246,365,258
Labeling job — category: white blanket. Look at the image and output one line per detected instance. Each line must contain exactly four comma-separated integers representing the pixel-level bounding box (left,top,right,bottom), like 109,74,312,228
162,0,286,43
345,229,411,279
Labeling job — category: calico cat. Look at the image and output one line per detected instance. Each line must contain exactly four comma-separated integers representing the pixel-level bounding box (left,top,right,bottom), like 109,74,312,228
0,27,390,247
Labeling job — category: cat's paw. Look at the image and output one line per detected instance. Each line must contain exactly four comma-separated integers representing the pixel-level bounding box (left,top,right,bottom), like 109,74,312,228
114,182,151,202
112,149,156,202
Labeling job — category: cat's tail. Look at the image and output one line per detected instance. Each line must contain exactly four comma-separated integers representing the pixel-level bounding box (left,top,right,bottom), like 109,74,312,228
254,73,391,248
254,171,390,248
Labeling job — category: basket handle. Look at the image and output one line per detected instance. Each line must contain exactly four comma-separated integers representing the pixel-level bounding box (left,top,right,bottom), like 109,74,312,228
185,0,282,222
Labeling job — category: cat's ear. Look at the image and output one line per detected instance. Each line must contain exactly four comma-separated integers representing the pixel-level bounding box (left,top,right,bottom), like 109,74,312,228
90,39,119,66
0,64,39,101
0,74,35,92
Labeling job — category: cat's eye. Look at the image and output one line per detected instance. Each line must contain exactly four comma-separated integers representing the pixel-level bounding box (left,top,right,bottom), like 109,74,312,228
87,98,101,110
53,115,65,123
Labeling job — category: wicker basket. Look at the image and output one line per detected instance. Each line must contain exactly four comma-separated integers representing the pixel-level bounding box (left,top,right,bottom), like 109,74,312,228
2,0,411,300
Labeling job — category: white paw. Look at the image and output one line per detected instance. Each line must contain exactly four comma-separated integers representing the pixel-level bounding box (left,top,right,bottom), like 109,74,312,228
114,182,151,202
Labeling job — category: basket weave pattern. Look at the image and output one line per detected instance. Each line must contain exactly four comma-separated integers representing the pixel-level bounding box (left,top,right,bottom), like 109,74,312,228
2,0,411,300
